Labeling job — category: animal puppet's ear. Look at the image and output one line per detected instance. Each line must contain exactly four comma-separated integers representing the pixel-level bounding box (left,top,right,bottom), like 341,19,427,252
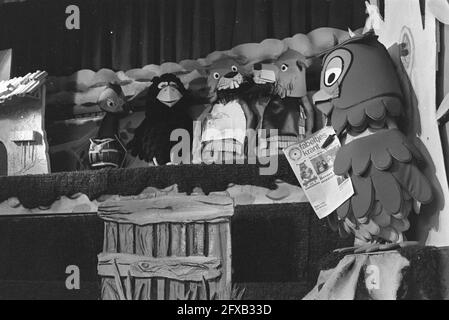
296,56,312,71
107,82,123,95
201,68,210,77
232,55,248,67
196,68,209,77
197,62,211,75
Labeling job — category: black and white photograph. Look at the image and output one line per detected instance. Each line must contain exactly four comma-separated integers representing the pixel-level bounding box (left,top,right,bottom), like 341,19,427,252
0,0,449,303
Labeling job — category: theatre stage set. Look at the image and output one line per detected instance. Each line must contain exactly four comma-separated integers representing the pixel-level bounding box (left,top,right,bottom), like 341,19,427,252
1,0,449,300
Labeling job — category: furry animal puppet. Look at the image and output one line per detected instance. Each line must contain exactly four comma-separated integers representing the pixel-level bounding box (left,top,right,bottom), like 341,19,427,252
127,73,193,165
312,32,432,251
249,49,314,154
200,57,257,162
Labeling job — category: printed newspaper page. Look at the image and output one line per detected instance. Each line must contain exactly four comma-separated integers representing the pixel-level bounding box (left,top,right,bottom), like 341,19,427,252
283,126,354,219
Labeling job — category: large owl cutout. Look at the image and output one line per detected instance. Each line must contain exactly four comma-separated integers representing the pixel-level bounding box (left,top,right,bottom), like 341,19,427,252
312,32,432,250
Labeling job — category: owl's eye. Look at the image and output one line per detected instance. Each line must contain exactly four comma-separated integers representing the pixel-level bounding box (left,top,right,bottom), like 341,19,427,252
324,56,343,86
107,99,115,108
231,65,238,72
213,72,220,79
281,64,288,72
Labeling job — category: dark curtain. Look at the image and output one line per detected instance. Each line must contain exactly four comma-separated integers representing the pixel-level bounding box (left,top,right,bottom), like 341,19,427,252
0,0,366,76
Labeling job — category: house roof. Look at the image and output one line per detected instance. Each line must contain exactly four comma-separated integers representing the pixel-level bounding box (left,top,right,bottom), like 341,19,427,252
0,70,47,104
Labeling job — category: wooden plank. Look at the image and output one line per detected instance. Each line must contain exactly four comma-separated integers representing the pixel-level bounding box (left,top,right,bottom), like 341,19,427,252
101,222,118,300
135,225,154,256
220,221,232,299
118,224,134,254
169,223,187,300
207,221,231,299
156,223,169,300
101,278,120,300
193,223,205,256
186,224,197,299
134,225,153,300
98,252,221,281
103,222,118,252
207,222,221,299
98,195,234,225
118,224,134,298
191,223,206,299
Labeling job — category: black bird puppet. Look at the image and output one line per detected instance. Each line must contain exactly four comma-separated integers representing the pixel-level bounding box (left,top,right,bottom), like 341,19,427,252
127,73,193,165
312,31,433,252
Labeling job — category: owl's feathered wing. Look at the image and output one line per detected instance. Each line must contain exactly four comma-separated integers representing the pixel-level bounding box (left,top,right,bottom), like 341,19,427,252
328,129,433,242
331,96,402,135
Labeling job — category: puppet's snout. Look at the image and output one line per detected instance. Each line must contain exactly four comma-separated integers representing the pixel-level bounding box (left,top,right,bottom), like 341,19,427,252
224,71,239,79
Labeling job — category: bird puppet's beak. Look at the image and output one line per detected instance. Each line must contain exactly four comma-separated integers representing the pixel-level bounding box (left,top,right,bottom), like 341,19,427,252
312,88,338,116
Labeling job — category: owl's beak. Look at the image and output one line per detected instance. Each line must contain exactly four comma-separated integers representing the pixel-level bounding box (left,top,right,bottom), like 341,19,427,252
312,89,334,104
312,89,338,116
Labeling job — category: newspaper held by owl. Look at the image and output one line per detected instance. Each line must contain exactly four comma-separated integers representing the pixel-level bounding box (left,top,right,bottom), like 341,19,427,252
283,126,354,219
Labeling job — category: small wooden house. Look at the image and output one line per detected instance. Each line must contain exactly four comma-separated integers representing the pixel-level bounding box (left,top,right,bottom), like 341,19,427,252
0,68,50,176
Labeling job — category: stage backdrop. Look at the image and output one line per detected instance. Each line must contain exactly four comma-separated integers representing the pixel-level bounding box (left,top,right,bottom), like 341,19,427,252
0,0,366,76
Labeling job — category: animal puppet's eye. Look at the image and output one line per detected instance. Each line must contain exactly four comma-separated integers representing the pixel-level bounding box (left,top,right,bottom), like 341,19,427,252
158,82,168,89
281,64,289,72
324,56,343,86
169,81,179,88
107,100,115,108
213,72,220,79
231,65,238,72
